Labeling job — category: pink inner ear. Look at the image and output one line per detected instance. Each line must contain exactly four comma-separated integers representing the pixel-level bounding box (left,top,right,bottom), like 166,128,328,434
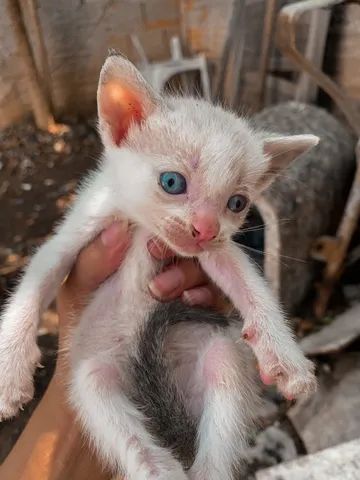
100,81,144,145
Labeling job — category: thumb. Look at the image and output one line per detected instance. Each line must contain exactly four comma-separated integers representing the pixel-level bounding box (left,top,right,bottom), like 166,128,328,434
61,220,130,312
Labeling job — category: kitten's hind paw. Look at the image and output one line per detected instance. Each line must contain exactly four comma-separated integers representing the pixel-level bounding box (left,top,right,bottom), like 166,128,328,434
0,383,35,421
276,363,317,400
0,343,41,421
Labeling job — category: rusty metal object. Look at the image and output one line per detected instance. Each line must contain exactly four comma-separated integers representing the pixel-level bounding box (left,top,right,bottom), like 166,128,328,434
276,0,360,317
312,141,360,317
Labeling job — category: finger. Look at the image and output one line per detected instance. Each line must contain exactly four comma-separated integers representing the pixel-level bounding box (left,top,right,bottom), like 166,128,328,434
182,285,233,315
147,239,174,260
182,286,214,307
65,220,130,299
148,259,207,300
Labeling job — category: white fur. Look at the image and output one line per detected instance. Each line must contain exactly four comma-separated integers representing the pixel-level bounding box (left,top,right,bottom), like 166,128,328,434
0,55,317,478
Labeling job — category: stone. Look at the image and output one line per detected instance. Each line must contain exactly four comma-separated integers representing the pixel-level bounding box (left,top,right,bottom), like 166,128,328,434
300,303,360,355
256,438,360,480
252,102,355,313
288,354,360,454
246,425,298,471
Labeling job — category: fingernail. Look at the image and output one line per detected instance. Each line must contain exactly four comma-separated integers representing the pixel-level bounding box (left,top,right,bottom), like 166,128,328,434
149,268,184,298
260,371,274,386
182,288,212,307
101,221,127,247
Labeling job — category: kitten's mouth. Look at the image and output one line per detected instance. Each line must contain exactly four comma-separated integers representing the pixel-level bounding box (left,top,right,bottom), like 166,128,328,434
163,237,203,256
160,223,223,257
162,234,216,257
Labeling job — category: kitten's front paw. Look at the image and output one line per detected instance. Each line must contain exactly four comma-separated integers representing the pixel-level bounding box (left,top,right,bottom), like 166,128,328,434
259,355,317,400
243,329,316,399
0,342,41,421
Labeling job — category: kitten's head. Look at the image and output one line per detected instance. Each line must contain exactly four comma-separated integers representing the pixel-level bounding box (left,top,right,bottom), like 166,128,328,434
98,54,319,256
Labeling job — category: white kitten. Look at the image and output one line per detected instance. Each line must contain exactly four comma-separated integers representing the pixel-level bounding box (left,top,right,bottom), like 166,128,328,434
0,54,317,479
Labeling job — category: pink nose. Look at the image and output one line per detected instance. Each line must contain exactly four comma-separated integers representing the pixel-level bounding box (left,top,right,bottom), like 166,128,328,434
191,212,220,242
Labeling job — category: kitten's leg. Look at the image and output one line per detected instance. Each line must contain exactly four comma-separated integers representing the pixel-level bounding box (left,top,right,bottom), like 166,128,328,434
167,324,259,480
199,244,316,399
71,355,187,479
0,179,119,419
67,241,187,480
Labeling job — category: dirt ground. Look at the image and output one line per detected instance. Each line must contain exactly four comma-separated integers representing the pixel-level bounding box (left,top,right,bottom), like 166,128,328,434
0,116,101,282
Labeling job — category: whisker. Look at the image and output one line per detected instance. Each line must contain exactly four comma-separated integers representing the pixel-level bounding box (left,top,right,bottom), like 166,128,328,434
237,225,266,234
237,218,291,235
233,241,307,264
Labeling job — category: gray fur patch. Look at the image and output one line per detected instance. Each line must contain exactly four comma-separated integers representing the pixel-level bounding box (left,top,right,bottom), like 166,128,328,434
129,301,230,468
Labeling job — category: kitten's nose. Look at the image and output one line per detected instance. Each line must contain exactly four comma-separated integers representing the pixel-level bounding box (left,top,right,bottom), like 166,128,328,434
191,212,220,242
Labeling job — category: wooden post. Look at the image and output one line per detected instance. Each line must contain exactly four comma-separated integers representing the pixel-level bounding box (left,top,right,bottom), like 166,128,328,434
6,0,67,133
256,0,278,111
19,0,53,107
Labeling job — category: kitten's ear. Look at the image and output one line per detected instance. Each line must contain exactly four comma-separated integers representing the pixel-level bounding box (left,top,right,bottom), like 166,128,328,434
259,134,319,189
97,53,160,147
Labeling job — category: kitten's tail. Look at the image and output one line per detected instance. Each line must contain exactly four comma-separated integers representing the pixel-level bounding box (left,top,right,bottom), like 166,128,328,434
129,301,198,467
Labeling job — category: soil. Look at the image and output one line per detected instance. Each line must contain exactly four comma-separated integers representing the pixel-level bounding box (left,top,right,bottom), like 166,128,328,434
0,116,101,299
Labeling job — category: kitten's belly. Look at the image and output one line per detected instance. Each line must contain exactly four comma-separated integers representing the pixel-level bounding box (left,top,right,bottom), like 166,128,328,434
71,228,159,359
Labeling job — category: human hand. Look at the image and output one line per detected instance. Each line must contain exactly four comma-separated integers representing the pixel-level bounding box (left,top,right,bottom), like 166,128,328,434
57,221,230,363
147,239,230,312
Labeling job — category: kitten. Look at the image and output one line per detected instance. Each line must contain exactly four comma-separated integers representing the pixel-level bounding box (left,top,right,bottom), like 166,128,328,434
0,53,317,479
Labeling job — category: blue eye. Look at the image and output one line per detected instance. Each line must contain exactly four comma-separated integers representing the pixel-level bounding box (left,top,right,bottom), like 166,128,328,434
159,172,187,195
227,194,248,213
